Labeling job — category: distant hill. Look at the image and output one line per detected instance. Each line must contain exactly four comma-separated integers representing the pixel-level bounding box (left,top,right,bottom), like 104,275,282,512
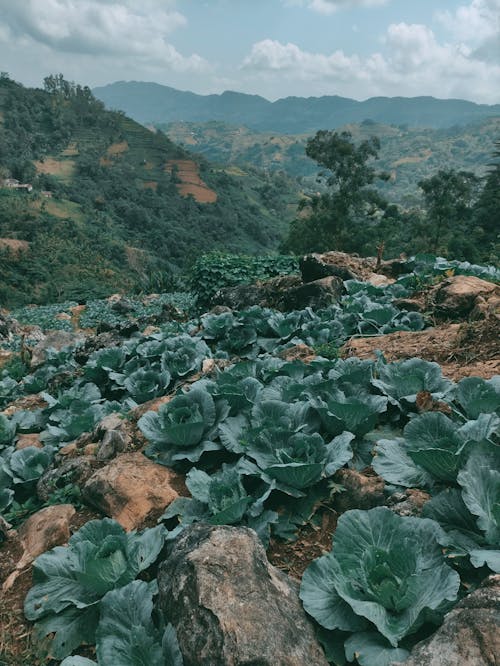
93,81,500,134
0,76,298,307
163,117,500,205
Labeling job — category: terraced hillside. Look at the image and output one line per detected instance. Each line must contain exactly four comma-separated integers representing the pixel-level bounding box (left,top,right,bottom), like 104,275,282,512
0,76,299,307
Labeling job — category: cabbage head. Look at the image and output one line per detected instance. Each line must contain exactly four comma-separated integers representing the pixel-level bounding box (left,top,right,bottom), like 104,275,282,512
300,507,459,664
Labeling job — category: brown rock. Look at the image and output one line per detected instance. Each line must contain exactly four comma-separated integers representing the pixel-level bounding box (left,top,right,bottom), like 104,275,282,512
278,343,317,364
387,489,430,517
83,451,184,530
333,468,385,512
299,251,377,283
158,524,329,666
37,456,97,502
430,275,498,319
366,273,395,287
15,433,43,450
398,575,500,666
2,504,75,591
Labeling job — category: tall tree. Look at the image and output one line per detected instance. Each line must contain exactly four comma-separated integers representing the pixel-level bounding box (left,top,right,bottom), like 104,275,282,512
473,140,500,261
284,130,388,254
418,169,480,256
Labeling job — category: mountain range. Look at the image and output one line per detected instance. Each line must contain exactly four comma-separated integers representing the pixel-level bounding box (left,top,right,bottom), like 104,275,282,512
93,81,500,134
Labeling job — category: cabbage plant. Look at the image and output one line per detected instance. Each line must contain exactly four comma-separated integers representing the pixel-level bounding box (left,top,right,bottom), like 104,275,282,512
300,507,460,666
139,387,229,465
24,518,166,659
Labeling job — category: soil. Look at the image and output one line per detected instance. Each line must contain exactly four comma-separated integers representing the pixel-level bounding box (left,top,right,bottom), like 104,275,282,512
165,159,217,203
342,318,500,381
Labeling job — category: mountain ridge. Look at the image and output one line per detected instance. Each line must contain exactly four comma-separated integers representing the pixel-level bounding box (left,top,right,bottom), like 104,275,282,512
93,81,500,133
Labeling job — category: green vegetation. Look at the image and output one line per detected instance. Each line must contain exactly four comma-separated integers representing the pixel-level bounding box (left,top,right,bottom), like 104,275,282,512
0,75,297,308
0,256,498,665
283,130,499,263
188,251,299,310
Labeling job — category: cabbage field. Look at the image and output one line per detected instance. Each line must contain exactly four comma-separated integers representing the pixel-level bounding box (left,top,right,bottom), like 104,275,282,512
0,254,498,666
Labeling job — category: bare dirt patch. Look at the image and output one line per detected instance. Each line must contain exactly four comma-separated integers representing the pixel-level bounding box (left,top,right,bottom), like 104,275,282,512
0,238,29,255
61,141,79,156
142,180,158,191
165,159,217,203
392,148,432,167
342,318,500,381
106,141,128,156
33,157,75,180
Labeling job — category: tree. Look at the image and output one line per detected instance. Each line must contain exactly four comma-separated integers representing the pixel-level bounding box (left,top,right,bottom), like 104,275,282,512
473,140,500,261
418,169,480,256
284,130,389,254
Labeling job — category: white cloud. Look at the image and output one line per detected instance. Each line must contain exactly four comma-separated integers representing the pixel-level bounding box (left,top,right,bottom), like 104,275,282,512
436,0,500,68
283,0,390,14
242,21,500,103
0,0,209,72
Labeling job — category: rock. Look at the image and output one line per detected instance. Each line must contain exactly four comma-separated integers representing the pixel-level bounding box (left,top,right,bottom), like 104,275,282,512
2,504,75,591
299,251,377,283
392,297,425,312
282,276,345,310
397,575,500,666
37,456,96,501
110,296,135,313
157,524,328,666
278,343,317,364
387,489,430,517
30,330,85,368
15,433,43,450
333,468,385,512
83,451,184,530
366,273,395,287
430,276,498,319
94,413,133,461
211,276,302,311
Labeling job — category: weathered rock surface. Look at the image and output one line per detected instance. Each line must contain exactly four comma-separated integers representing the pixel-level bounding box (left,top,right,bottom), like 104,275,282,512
387,489,430,517
397,575,500,666
83,451,184,530
282,276,344,310
211,275,302,311
37,456,97,501
30,330,85,368
333,468,385,512
94,412,133,461
2,504,75,590
158,524,329,666
430,275,499,319
300,251,375,282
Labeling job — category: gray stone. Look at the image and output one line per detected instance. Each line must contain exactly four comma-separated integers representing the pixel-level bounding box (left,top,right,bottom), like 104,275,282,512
282,276,344,310
397,575,500,666
30,330,85,368
157,523,328,666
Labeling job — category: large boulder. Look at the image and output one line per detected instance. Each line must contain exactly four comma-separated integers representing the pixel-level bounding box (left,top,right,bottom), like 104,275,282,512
429,275,499,319
398,575,500,666
300,251,377,282
282,276,344,310
210,275,302,311
157,524,328,666
30,330,85,368
82,451,184,530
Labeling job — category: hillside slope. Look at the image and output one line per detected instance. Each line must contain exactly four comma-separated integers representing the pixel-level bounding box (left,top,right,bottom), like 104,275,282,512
164,117,500,205
93,81,500,133
0,76,298,307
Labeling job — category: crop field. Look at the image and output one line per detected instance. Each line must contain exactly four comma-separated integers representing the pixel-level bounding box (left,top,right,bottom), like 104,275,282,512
0,254,498,665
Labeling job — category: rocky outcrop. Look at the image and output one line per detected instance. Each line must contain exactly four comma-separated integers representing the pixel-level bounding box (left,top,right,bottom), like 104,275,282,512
281,275,344,310
429,275,499,319
398,575,500,666
2,504,75,590
30,330,86,368
157,524,328,666
82,451,184,530
333,468,385,512
299,251,401,285
210,275,302,311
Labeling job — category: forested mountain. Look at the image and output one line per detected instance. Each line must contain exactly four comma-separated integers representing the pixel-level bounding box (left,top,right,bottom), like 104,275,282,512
164,117,500,205
0,75,297,307
93,81,500,133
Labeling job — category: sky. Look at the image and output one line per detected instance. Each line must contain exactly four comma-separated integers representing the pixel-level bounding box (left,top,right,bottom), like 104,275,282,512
0,0,499,103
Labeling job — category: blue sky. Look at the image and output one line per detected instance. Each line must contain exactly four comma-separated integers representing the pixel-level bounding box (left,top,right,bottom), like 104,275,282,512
0,0,499,102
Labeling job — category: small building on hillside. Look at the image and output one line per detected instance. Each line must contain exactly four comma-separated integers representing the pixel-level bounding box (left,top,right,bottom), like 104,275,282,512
2,178,33,192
